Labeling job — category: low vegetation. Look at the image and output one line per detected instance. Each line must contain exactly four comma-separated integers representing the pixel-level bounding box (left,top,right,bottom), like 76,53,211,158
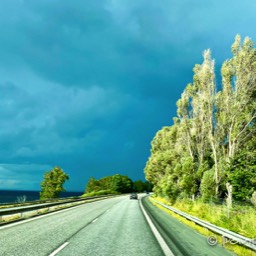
81,190,119,197
155,197,256,238
151,197,256,256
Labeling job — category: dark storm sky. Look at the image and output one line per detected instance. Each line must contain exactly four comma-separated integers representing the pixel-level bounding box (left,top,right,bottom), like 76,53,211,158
0,0,255,191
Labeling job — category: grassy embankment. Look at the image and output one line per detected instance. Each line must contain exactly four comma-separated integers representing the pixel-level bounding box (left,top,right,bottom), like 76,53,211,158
81,190,120,197
151,197,256,256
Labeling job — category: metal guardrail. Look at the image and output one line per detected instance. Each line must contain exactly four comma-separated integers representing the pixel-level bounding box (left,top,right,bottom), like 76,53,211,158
0,194,118,224
0,196,80,206
0,196,105,214
151,197,256,251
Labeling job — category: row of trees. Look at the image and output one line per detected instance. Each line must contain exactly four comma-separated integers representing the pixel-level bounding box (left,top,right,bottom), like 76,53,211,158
39,167,151,199
144,35,256,202
85,174,152,194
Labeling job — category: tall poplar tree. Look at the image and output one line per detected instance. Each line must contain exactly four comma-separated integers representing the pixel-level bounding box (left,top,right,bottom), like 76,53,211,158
218,35,256,160
144,35,256,202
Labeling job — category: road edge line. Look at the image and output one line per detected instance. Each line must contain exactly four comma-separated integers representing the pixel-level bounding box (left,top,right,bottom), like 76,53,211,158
139,198,175,256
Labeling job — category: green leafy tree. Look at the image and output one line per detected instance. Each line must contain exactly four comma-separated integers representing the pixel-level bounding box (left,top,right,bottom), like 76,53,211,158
228,142,256,201
40,166,69,199
218,35,256,161
133,180,145,192
145,126,178,182
200,169,215,202
111,174,133,193
186,49,220,196
85,177,100,193
84,174,133,194
144,35,256,202
144,181,153,192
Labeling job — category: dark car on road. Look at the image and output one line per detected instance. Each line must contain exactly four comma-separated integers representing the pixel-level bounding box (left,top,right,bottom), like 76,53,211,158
130,192,138,199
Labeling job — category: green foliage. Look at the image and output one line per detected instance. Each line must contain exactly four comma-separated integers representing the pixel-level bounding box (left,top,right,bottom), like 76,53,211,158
228,150,256,201
133,180,145,192
84,174,151,195
111,174,133,193
84,174,133,194
179,157,198,196
200,170,215,202
161,175,180,203
82,190,119,197
142,181,153,192
85,177,101,193
40,166,69,199
165,197,256,238
144,35,256,202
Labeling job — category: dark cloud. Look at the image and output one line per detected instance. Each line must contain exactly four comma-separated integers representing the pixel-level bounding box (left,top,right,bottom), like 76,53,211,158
0,0,255,191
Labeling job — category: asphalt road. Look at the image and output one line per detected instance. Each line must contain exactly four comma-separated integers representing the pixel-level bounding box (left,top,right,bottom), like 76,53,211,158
0,195,163,256
0,195,236,256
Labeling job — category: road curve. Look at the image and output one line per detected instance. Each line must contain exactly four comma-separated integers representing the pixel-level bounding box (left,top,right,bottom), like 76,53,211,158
0,195,164,256
0,194,237,256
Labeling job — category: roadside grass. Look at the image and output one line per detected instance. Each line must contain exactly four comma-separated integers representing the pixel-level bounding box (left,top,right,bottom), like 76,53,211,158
151,197,256,256
1,214,21,222
167,198,256,237
81,190,120,197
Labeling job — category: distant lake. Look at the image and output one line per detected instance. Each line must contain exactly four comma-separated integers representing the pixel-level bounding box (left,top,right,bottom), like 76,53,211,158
0,190,83,204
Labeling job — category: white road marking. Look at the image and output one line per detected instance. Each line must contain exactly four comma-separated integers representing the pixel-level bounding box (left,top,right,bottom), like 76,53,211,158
139,199,175,256
92,218,98,223
49,242,69,256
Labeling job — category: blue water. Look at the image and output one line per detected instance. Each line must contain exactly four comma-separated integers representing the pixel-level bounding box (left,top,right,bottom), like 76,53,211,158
0,190,83,204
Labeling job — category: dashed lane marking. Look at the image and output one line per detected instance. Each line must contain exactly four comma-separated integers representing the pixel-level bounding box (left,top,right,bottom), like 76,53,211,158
49,242,69,256
92,218,98,223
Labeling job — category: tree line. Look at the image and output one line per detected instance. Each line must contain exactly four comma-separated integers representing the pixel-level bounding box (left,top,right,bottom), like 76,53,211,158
39,167,151,200
84,174,152,195
144,35,256,203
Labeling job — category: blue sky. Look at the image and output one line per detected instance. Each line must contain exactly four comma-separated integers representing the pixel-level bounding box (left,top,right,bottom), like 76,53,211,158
0,0,255,192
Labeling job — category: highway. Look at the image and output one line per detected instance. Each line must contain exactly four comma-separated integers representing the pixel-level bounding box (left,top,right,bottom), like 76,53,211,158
0,195,235,256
